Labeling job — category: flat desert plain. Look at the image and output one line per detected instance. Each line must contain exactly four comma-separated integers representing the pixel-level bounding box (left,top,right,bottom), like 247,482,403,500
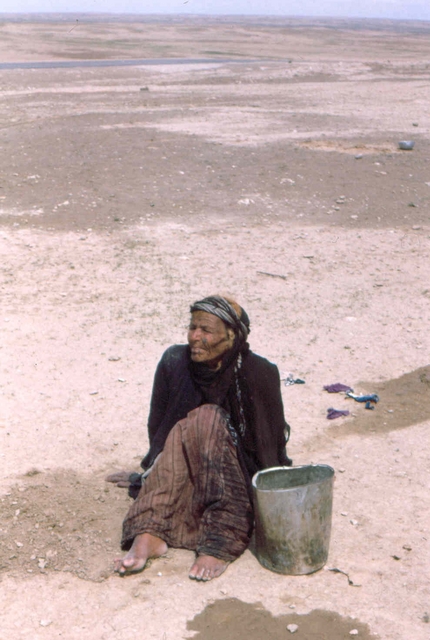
0,15,429,640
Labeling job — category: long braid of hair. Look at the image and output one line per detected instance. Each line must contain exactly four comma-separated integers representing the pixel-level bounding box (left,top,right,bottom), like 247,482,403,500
234,353,247,437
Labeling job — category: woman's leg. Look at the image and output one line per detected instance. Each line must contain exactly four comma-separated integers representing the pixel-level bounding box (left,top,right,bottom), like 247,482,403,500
116,405,252,579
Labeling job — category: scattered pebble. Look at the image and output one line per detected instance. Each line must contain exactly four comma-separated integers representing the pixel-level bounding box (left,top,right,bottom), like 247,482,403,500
287,624,299,633
15,541,23,548
40,620,52,627
341,512,348,516
349,630,359,635
398,140,414,150
350,519,358,526
157,572,163,577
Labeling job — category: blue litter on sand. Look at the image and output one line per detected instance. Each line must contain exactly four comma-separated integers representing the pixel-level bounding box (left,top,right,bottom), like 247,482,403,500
346,392,379,404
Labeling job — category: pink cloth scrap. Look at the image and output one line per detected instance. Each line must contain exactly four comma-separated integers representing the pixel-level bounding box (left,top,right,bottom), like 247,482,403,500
327,407,350,420
324,383,353,393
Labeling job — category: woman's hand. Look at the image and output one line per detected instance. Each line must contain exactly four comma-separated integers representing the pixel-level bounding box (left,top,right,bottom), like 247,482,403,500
105,470,135,488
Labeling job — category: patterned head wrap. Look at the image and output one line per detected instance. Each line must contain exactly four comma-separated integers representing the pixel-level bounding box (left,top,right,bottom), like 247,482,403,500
190,295,250,343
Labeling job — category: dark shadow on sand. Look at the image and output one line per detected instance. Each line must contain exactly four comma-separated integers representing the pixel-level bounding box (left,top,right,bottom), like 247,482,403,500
187,598,375,639
328,365,430,437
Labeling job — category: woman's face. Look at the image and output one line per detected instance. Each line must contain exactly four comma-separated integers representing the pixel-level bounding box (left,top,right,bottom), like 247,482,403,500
188,311,235,369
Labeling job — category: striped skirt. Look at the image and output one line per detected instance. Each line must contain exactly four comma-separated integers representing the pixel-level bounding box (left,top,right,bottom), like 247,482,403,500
121,404,253,562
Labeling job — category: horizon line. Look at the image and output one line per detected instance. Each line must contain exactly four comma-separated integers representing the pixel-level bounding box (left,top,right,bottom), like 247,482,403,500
0,12,430,22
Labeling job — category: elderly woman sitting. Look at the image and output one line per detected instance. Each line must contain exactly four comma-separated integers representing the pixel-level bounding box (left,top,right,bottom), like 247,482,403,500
108,295,291,581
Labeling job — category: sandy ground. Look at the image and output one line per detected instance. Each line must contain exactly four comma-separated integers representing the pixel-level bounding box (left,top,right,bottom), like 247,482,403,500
0,16,429,640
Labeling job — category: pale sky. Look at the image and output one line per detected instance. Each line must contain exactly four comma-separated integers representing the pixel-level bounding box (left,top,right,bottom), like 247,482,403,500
1,0,429,21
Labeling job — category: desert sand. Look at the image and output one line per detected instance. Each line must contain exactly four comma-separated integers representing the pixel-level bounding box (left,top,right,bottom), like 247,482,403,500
0,15,429,640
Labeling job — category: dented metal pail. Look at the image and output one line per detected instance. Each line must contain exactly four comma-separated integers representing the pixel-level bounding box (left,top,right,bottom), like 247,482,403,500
252,465,334,575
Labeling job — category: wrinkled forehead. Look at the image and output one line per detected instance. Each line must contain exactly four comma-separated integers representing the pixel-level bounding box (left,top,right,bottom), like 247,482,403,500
189,309,228,330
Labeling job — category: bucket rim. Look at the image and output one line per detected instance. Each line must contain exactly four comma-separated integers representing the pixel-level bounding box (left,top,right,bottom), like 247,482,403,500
251,464,335,491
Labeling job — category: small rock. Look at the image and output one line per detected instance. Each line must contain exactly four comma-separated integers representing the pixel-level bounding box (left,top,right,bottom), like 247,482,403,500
157,572,162,577
89,391,98,395
15,541,23,548
287,624,298,633
341,512,348,516
349,630,359,636
350,519,358,526
38,558,47,569
354,154,363,159
40,620,52,627
402,544,412,551
398,140,414,150
338,468,346,473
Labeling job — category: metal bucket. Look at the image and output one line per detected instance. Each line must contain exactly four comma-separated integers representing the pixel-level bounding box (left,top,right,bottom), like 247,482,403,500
252,465,334,575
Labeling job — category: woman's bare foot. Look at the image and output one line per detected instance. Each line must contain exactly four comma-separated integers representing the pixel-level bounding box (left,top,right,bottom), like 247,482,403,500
189,555,229,582
114,533,168,575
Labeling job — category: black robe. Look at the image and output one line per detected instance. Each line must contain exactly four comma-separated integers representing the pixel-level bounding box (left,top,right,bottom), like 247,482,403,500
141,344,291,479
